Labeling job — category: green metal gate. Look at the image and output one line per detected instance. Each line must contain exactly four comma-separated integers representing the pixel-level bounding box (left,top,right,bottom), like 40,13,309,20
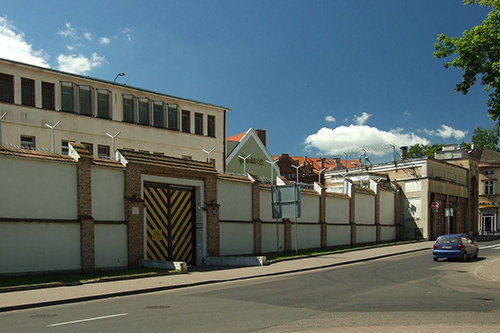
144,182,195,265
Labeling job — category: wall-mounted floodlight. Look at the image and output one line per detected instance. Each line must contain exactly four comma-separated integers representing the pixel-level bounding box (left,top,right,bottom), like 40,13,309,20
106,131,121,159
114,72,125,82
238,154,251,176
291,160,306,183
266,157,280,185
0,111,8,146
202,147,216,163
45,120,61,153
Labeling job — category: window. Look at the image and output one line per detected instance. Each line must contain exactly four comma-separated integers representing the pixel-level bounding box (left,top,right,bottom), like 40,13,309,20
153,101,165,128
21,78,35,106
167,104,179,130
0,73,14,103
123,94,136,123
79,85,93,116
138,97,150,125
20,135,35,150
62,140,70,155
82,142,93,155
97,144,110,158
42,82,55,110
182,110,190,133
485,180,495,195
195,113,203,135
97,89,112,119
207,115,215,137
485,170,495,175
61,82,76,112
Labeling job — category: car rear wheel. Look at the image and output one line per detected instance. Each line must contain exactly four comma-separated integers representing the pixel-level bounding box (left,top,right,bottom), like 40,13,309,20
433,257,438,262
461,251,467,262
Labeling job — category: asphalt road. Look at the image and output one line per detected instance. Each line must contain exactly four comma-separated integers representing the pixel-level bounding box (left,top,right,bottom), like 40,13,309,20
2,240,500,332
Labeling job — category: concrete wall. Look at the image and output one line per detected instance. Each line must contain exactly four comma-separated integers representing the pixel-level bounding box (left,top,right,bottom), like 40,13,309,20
220,222,254,255
92,166,125,221
95,223,128,269
0,157,78,220
0,221,81,275
218,179,252,221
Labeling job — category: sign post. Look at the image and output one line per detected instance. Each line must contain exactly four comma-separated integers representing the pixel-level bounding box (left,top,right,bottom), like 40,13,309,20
272,184,301,253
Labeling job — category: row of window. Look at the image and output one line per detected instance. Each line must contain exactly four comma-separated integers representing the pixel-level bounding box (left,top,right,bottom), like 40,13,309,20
20,135,112,158
1,73,217,137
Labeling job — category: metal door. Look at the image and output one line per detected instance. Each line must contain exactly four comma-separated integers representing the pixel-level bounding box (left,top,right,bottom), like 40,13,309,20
144,182,195,264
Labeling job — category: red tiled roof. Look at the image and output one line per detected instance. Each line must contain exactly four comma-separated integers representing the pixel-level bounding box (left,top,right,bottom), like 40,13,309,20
227,132,246,142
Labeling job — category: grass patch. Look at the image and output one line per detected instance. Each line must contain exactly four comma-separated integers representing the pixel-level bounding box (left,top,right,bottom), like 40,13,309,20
0,267,173,289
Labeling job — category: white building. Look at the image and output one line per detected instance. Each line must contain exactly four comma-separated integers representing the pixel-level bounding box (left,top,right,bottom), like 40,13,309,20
0,58,229,172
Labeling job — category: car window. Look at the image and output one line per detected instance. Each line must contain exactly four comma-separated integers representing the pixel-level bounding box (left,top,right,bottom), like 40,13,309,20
437,237,458,244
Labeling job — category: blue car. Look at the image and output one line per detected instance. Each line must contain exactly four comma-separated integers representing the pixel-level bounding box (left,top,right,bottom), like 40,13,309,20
433,234,478,262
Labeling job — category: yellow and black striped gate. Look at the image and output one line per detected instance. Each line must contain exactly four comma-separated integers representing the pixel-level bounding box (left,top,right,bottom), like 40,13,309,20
144,182,195,265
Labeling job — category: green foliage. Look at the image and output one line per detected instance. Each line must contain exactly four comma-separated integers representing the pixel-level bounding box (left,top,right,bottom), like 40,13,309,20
472,125,500,150
407,143,443,158
434,1,500,121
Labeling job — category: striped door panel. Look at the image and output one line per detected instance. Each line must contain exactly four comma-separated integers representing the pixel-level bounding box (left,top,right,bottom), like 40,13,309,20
144,183,195,264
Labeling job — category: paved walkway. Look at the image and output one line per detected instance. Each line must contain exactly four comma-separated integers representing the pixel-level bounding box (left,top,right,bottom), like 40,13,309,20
1,241,498,313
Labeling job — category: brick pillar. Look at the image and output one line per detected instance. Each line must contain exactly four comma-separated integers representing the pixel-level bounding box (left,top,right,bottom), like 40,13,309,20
125,164,145,268
375,186,381,243
205,174,220,256
77,154,95,273
318,183,327,248
251,174,262,255
350,185,356,247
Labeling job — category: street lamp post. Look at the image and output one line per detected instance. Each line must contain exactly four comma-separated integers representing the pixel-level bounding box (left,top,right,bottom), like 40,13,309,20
106,131,121,159
45,120,61,153
266,158,279,185
114,72,125,82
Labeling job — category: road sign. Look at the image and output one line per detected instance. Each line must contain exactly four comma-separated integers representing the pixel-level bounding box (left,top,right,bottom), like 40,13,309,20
431,201,440,210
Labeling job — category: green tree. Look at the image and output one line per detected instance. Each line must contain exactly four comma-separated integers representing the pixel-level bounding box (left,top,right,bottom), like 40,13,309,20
407,143,443,158
472,125,500,150
434,0,500,121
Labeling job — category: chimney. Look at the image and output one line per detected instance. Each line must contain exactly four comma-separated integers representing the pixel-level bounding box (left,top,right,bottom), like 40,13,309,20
255,129,266,147
400,146,408,161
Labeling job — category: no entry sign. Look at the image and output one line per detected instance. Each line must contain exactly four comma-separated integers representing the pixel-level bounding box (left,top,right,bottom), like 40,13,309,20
431,201,440,210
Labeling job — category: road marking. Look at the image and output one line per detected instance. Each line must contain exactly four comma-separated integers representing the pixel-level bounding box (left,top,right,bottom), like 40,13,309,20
479,244,500,249
47,313,127,327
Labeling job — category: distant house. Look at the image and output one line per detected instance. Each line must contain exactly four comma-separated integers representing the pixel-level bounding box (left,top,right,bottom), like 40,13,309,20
469,147,500,235
226,128,279,181
274,153,363,184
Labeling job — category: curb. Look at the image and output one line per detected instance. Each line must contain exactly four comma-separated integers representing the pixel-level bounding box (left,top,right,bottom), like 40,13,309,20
0,247,430,313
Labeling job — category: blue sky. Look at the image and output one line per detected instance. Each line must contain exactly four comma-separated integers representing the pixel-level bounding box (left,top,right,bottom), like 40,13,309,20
0,1,494,162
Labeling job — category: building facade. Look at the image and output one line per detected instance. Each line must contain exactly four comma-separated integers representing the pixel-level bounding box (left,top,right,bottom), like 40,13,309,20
0,58,229,172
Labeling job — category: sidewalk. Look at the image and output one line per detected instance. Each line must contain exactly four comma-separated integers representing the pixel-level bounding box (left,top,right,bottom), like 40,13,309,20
0,240,493,313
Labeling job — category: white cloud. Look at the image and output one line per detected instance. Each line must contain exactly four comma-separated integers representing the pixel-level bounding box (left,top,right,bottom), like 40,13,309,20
99,37,110,45
325,116,336,122
121,28,134,42
83,32,93,41
304,125,430,156
422,125,467,140
57,52,105,75
404,110,411,116
0,16,49,67
58,22,78,38
353,112,371,125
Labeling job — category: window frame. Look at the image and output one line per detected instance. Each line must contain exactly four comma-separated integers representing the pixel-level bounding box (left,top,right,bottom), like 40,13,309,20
138,97,151,126
97,144,110,159
20,135,35,150
61,81,77,113
78,85,94,116
21,77,35,107
42,82,55,110
207,115,216,137
153,101,165,128
194,112,203,135
0,73,14,103
182,110,191,133
97,89,112,119
122,94,136,123
485,180,495,195
167,104,179,130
